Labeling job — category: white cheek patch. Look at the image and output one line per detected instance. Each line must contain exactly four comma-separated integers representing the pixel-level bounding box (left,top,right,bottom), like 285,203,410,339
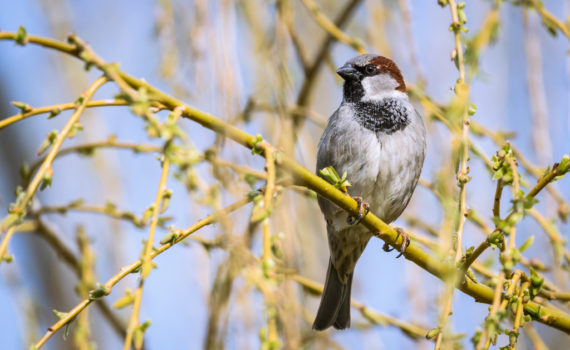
361,74,404,101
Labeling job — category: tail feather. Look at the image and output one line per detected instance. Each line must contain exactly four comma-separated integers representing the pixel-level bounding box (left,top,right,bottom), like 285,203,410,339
312,259,352,330
333,273,352,329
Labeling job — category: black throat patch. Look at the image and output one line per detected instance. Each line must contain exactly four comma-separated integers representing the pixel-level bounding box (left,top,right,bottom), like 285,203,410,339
352,98,410,134
343,80,364,103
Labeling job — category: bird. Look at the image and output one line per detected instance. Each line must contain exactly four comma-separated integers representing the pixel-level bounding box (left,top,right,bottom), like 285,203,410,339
313,54,426,330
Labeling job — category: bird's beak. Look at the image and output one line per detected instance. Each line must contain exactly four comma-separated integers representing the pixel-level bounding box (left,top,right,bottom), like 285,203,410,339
336,64,359,81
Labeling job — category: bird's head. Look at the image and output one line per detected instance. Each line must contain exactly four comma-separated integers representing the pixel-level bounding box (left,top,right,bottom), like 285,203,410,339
337,54,406,103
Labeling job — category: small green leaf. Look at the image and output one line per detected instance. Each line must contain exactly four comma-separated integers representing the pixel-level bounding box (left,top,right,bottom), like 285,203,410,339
159,231,179,245
37,130,58,156
319,166,351,192
19,163,30,180
529,268,544,299
68,198,84,208
160,189,172,213
142,204,155,222
519,236,534,253
53,309,67,319
251,134,264,155
541,16,558,37
467,103,477,116
15,26,28,45
112,289,134,309
134,320,151,349
48,107,61,119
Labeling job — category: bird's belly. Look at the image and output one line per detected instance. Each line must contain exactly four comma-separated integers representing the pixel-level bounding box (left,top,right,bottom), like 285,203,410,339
332,128,422,230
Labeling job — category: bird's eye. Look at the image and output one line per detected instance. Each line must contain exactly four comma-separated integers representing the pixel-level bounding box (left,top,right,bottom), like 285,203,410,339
364,64,378,75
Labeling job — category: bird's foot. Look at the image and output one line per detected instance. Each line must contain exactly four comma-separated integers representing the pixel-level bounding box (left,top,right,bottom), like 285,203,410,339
381,227,410,258
347,196,370,225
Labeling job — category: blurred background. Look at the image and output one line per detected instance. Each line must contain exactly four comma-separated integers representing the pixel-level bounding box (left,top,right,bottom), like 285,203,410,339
0,0,569,349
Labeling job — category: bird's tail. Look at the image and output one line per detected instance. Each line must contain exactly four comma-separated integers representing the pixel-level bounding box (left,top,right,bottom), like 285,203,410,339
312,259,353,330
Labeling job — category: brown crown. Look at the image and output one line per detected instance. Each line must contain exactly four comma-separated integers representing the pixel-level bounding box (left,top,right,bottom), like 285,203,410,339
370,56,406,93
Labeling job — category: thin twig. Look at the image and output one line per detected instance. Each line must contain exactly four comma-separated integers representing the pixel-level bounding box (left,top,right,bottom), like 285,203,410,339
122,108,182,350
493,179,504,218
0,76,108,263
0,99,128,130
506,156,520,250
511,281,530,350
528,0,570,40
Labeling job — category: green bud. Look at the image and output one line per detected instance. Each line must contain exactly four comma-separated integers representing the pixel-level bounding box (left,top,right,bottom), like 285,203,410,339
11,101,32,113
468,103,477,116
1,253,14,263
426,327,440,340
48,107,61,119
88,283,109,300
39,168,53,191
557,155,570,174
74,96,85,106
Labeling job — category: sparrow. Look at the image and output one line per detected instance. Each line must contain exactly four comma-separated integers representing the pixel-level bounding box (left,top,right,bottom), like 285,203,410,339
313,54,426,330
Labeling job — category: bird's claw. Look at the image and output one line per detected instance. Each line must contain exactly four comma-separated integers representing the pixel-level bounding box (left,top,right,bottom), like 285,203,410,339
381,227,410,258
347,196,370,225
